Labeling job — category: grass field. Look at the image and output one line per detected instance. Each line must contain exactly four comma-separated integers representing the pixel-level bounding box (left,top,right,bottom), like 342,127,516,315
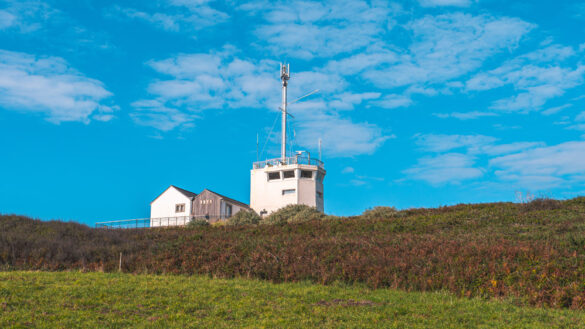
1,271,585,328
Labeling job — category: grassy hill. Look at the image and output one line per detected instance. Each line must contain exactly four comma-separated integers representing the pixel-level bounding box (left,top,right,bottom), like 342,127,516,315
2,198,585,309
2,271,585,328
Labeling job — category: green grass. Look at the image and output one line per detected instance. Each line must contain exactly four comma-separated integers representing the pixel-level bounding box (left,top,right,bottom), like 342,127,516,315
1,271,584,328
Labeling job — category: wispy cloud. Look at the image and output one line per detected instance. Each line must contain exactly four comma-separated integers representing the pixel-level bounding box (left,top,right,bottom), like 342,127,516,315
0,0,56,33
419,0,474,7
107,0,229,33
0,50,114,123
467,44,585,112
490,141,585,189
240,0,398,59
404,153,484,185
362,13,533,89
134,48,392,156
433,111,498,120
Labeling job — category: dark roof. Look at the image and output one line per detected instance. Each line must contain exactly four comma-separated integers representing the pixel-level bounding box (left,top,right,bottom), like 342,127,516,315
150,185,198,204
171,185,198,199
202,189,250,209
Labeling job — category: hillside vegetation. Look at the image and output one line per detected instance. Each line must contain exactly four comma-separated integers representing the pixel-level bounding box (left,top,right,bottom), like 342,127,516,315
2,271,585,328
2,198,585,309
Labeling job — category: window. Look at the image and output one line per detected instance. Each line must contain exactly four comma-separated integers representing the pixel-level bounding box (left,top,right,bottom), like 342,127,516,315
283,170,295,179
175,203,185,213
315,172,324,183
282,189,296,195
300,170,313,179
268,172,280,180
225,204,232,218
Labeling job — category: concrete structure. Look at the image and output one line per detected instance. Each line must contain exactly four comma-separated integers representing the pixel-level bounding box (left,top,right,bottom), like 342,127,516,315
149,185,250,227
250,156,325,216
250,64,326,216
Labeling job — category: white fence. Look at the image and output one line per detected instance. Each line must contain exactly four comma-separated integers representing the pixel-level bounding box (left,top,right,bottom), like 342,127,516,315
95,216,212,229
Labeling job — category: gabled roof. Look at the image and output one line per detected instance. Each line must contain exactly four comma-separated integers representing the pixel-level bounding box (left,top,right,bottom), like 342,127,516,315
172,185,198,199
150,185,197,204
199,188,250,209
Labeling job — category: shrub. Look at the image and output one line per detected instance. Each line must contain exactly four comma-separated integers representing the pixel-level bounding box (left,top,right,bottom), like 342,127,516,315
361,206,398,220
263,204,326,224
187,218,209,227
523,198,562,211
226,210,261,226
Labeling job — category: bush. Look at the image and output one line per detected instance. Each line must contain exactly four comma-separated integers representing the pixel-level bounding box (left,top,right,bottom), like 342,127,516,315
187,218,209,227
361,206,398,220
523,198,562,211
263,204,326,225
226,210,261,226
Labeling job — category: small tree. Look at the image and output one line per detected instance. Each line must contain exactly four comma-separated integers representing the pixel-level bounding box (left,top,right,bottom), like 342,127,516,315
226,210,261,226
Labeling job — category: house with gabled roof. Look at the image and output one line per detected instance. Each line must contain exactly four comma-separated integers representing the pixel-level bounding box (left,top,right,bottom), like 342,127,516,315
150,185,251,227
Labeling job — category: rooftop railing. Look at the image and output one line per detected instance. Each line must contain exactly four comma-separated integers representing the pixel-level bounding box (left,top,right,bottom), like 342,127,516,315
253,156,324,170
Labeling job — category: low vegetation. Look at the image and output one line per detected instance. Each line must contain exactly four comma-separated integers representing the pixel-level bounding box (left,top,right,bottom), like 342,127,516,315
2,197,585,309
2,271,585,328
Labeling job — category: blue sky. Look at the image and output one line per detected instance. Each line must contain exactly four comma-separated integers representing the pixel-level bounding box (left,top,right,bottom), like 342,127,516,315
2,0,585,225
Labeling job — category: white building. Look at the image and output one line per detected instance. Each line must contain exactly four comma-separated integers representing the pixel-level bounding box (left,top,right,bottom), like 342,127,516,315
250,64,326,216
150,185,250,227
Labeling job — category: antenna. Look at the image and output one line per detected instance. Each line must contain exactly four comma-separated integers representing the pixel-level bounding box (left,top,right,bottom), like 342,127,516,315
256,133,259,162
318,138,322,161
280,63,290,162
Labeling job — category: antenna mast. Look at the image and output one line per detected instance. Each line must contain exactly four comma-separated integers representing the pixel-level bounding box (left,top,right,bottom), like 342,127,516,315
280,63,290,162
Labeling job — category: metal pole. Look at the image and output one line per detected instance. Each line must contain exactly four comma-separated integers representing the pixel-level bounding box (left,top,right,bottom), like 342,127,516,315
281,63,289,163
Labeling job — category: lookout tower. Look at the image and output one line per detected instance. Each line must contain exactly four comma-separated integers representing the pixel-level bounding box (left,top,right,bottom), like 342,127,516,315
250,64,326,216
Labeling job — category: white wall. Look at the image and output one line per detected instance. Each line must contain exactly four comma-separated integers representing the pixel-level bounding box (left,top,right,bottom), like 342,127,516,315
150,186,192,227
250,164,325,216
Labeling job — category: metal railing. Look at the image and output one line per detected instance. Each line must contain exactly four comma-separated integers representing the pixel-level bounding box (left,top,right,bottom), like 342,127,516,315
253,156,324,170
95,216,221,229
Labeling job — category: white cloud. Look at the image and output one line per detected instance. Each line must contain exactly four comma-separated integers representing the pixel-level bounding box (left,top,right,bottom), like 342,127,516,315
241,0,398,59
433,111,498,120
342,166,355,174
419,0,473,7
0,50,114,123
0,0,57,33
130,99,196,131
373,94,412,109
404,153,484,185
414,134,497,153
467,44,585,112
0,10,16,29
135,49,391,156
362,13,533,89
107,0,228,33
329,92,381,111
490,141,585,189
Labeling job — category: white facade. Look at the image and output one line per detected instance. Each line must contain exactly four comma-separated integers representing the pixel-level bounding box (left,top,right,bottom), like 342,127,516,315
150,186,193,227
250,162,325,216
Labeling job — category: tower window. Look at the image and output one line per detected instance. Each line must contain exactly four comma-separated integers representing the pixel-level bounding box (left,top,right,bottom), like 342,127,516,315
268,172,280,180
315,172,324,183
300,170,313,179
283,170,295,178
282,189,296,195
